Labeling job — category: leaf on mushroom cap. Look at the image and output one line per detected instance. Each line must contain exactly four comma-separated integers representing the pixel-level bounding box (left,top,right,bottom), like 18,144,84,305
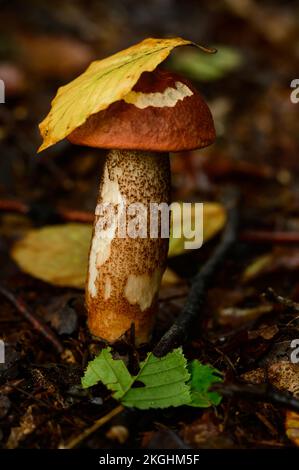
68,68,216,152
38,37,215,152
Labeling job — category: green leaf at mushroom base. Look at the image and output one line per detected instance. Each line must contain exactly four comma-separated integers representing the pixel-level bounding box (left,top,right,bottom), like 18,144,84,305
188,360,223,408
82,347,191,409
82,346,223,410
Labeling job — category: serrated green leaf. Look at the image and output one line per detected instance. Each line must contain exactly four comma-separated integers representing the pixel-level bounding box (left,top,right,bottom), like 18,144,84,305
123,349,191,409
188,360,223,408
82,347,191,409
81,347,132,400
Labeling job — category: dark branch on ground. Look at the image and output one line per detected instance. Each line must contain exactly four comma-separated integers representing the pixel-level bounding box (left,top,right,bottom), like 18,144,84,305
264,287,299,312
240,230,299,244
0,199,28,214
153,187,239,357
0,285,64,354
213,382,299,413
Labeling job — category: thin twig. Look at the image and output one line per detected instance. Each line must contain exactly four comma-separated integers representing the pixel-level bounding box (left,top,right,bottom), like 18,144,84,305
60,405,124,449
213,382,299,413
159,292,188,303
264,287,299,312
240,230,299,244
56,208,93,224
11,383,49,407
0,285,64,354
0,198,93,224
0,199,28,214
153,188,239,357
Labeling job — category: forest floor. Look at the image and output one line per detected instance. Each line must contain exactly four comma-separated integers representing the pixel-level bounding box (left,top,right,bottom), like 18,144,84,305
1,0,299,449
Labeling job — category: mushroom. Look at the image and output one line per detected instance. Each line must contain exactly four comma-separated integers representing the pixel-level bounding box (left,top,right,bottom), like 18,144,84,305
67,68,215,344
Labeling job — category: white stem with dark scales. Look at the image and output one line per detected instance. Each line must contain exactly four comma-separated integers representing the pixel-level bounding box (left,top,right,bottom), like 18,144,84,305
86,149,170,344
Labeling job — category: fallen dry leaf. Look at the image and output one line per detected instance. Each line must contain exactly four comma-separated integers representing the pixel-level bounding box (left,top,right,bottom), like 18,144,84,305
248,324,279,340
285,411,299,446
169,202,226,257
181,411,233,448
218,305,273,326
6,405,36,449
243,361,299,398
11,223,91,289
162,268,182,285
268,361,299,398
243,248,299,282
242,368,266,385
242,254,273,282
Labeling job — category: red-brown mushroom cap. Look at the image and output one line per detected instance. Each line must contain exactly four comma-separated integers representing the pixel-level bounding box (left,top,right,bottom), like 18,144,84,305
67,68,215,152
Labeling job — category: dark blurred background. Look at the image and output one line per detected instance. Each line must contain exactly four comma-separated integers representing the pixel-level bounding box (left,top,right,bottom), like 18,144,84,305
0,0,299,236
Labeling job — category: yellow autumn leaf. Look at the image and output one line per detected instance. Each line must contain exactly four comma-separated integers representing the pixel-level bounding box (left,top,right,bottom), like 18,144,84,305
11,202,225,289
242,254,273,283
162,268,182,285
11,223,92,289
38,37,214,152
286,411,299,446
168,202,226,257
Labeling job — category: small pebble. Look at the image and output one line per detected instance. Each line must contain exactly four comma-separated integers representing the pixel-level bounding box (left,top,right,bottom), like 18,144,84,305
106,425,129,444
90,397,103,406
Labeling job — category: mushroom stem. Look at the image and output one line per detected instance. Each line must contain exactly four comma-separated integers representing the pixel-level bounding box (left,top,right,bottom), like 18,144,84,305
87,149,171,344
